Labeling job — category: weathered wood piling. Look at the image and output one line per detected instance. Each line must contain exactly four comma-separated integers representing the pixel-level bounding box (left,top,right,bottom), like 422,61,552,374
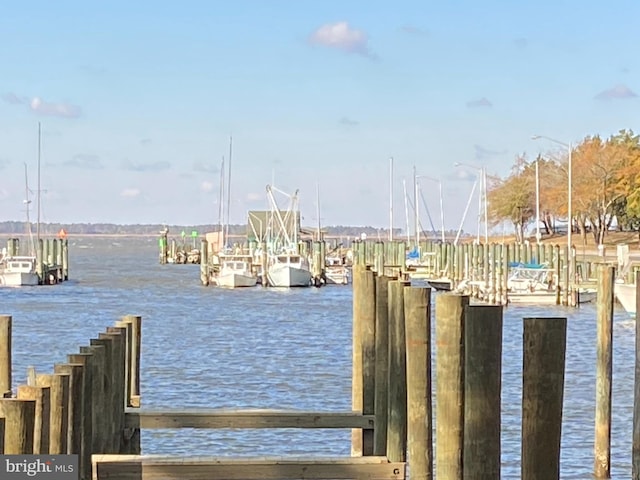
0,314,141,480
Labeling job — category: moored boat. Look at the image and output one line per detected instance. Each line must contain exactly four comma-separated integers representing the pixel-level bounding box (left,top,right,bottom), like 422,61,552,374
267,253,312,287
0,255,39,287
215,256,258,288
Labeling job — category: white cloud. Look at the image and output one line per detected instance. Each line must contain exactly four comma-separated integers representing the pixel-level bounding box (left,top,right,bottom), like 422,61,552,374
594,84,637,101
309,21,375,58
120,188,141,198
30,97,82,118
247,192,262,202
201,180,214,192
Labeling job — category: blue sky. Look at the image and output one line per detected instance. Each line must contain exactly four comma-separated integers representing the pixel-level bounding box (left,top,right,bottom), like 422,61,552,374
1,0,638,235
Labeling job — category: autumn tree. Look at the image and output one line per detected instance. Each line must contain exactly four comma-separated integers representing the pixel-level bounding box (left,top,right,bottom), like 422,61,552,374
486,155,534,243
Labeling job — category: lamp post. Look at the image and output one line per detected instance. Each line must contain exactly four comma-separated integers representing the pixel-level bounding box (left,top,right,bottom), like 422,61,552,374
531,134,573,278
413,165,419,247
454,162,488,244
420,175,446,243
535,159,541,244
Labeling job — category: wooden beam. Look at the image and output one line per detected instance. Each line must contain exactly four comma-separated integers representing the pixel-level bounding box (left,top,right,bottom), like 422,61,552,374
92,455,405,480
124,410,375,430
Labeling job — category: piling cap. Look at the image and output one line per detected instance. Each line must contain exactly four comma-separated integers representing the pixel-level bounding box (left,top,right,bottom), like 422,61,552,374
58,228,67,238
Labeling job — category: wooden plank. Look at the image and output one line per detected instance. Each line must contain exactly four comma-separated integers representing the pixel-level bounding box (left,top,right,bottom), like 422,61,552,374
124,410,375,429
92,455,405,480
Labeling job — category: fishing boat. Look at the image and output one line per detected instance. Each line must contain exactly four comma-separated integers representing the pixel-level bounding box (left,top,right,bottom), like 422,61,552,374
0,254,39,286
263,185,312,288
267,252,312,287
215,255,258,288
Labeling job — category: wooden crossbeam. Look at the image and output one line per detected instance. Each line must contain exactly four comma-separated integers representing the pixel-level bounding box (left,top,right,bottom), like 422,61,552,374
124,409,375,429
92,455,405,480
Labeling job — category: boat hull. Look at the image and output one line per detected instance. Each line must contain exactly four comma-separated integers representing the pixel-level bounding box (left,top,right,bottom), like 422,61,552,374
0,272,39,287
614,283,636,315
507,289,597,305
324,267,350,285
216,272,257,288
267,265,312,287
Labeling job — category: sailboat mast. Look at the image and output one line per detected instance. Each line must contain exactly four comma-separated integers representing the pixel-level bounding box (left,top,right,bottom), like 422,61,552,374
389,157,393,241
37,122,41,244
225,135,232,248
218,156,225,235
24,163,35,255
316,182,321,241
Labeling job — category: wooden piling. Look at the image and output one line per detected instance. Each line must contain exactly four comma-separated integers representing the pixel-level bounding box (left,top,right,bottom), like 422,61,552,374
80,343,106,455
0,315,11,397
105,325,127,454
91,336,116,452
435,294,468,480
68,352,94,480
200,239,209,286
62,238,69,280
521,317,567,480
123,315,142,407
17,384,50,453
351,264,364,456
404,286,433,480
387,279,410,463
36,373,70,454
464,305,503,479
633,276,640,480
54,363,84,455
594,264,614,478
360,267,376,455
373,274,391,456
0,398,36,453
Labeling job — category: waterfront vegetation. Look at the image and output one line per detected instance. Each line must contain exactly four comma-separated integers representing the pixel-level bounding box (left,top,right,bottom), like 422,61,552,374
488,129,640,245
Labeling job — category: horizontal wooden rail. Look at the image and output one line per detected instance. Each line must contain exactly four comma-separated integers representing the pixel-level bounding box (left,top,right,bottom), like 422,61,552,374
92,455,405,480
124,409,375,429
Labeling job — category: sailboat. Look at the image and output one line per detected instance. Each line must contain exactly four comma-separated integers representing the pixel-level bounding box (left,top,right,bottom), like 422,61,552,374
0,148,40,287
264,185,312,288
212,136,258,288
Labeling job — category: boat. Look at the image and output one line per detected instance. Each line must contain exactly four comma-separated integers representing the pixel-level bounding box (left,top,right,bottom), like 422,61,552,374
0,254,39,287
263,185,312,288
614,282,636,315
324,256,350,285
267,252,312,287
215,255,258,288
456,262,597,305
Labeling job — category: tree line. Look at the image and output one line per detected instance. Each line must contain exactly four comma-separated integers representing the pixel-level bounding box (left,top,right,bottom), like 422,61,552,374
488,129,640,244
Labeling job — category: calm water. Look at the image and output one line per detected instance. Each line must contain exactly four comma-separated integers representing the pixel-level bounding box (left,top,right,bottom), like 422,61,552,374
0,235,636,478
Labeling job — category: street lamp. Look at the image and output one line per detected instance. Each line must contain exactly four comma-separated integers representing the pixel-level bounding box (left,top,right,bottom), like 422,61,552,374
531,134,573,280
454,162,488,244
419,175,446,243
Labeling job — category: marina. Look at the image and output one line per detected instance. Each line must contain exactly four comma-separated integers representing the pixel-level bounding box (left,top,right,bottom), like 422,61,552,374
0,236,638,479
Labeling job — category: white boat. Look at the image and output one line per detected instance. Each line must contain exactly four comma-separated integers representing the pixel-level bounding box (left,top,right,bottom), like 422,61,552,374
614,282,636,315
267,253,312,287
0,255,39,287
215,256,258,288
457,262,596,305
323,256,350,285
